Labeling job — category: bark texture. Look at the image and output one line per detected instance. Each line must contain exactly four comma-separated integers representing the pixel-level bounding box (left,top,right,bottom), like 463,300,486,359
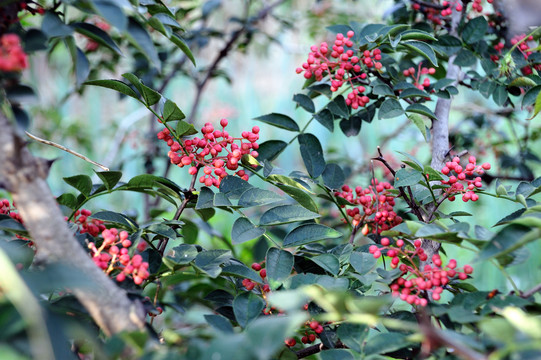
0,110,146,336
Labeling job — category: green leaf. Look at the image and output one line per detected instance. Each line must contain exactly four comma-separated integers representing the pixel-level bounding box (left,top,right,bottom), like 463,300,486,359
477,224,532,262
194,250,231,278
462,16,488,44
95,171,122,191
126,17,160,69
320,350,354,360
283,224,342,247
274,184,319,213
424,166,444,181
378,98,404,119
238,188,283,207
163,99,185,122
327,96,349,118
454,48,477,67
315,109,334,132
322,163,345,190
196,187,215,209
311,254,340,276
256,140,287,162
57,193,78,209
293,94,315,113
233,292,265,328
219,176,253,199
509,77,537,87
336,323,368,353
523,85,541,108
394,168,423,187
406,103,436,119
349,252,377,275
73,46,90,87
402,40,438,66
408,113,428,141
63,175,92,197
72,22,121,54
231,218,266,245
41,12,73,38
363,332,412,355
260,205,320,226
164,244,197,267
493,85,508,107
266,247,294,289
339,115,362,136
399,87,429,99
399,29,437,41
254,113,300,132
528,89,541,119
176,121,198,137
83,79,140,100
91,211,136,229
170,33,196,66
204,314,234,334
298,133,326,178
92,0,127,31
222,264,261,283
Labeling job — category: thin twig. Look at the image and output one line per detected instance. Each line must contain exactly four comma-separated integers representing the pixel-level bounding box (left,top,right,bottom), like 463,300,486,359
186,0,286,124
520,283,541,298
25,131,109,171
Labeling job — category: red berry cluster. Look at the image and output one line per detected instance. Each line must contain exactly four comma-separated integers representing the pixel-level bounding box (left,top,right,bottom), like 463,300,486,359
511,34,541,76
241,262,271,293
69,209,106,237
157,119,260,188
87,228,150,285
369,237,473,306
296,31,383,109
0,198,31,242
440,155,490,202
335,180,402,235
403,65,436,90
0,34,28,72
412,0,493,25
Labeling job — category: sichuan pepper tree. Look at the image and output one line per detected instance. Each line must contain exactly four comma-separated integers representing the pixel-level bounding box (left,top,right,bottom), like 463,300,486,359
1,1,541,360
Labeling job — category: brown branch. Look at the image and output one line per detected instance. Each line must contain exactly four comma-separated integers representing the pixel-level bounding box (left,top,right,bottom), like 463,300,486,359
295,341,348,359
519,283,541,298
417,309,487,360
0,109,146,336
186,0,287,124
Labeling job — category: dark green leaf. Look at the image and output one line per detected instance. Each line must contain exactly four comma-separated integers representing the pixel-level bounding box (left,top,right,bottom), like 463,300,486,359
176,121,198,137
254,113,299,132
298,133,326,178
477,224,532,262
339,115,362,136
222,264,261,283
378,98,404,119
95,171,122,191
196,187,214,209
231,218,266,245
349,252,377,275
93,0,127,31
363,332,411,355
327,96,349,118
256,140,287,162
170,33,196,66
454,48,477,67
523,85,541,108
164,244,197,267
91,211,136,229
42,12,73,38
194,250,231,278
83,79,140,100
72,22,121,54
219,176,253,199
233,292,265,328
399,88,429,99
266,247,294,289
238,188,283,207
322,163,345,190
163,99,185,122
406,103,436,119
283,224,342,247
315,109,334,132
260,205,320,226
336,323,367,353
293,94,315,113
493,86,508,106
408,113,428,141
394,168,423,187
402,40,438,66
127,17,160,69
311,254,340,275
204,314,234,333
274,184,319,213
462,16,488,44
63,175,92,197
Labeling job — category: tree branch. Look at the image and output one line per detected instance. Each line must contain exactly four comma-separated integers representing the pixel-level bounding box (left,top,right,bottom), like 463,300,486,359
0,109,146,336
